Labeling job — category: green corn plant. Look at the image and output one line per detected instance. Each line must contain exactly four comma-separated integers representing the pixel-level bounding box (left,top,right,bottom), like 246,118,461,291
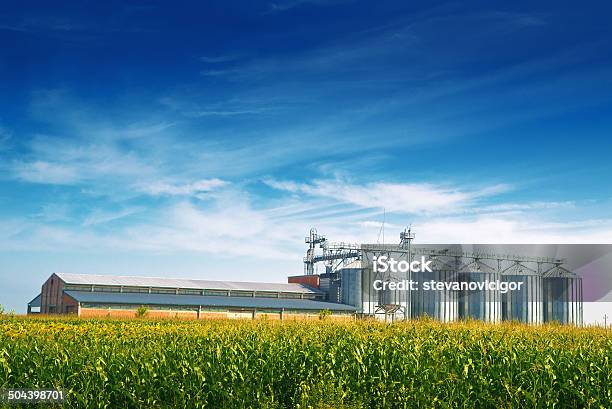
0,318,610,408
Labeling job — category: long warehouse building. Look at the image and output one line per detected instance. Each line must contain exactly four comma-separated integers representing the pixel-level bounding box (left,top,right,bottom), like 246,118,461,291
27,273,356,320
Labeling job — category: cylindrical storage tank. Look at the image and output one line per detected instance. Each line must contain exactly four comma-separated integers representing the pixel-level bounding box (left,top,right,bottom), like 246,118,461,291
386,255,410,322
340,265,362,311
501,263,543,324
411,257,458,322
359,266,377,316
543,266,583,326
458,260,501,323
361,251,410,321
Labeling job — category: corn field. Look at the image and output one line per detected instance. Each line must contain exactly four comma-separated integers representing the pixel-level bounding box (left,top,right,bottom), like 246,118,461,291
0,317,610,408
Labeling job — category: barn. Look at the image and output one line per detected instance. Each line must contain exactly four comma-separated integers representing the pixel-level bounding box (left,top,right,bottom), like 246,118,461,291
29,273,356,320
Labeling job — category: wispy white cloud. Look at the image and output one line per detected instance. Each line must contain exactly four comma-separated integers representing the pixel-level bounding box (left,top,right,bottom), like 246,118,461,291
0,126,12,150
158,95,280,118
12,90,402,190
415,215,612,244
141,179,228,196
482,11,547,27
120,122,176,138
34,203,73,222
5,96,174,188
0,197,308,260
4,197,612,264
200,8,553,87
474,201,575,213
82,207,144,227
265,0,350,14
200,55,244,64
13,160,82,185
264,178,512,215
200,69,238,77
2,71,609,269
186,109,270,117
11,138,157,187
0,17,80,33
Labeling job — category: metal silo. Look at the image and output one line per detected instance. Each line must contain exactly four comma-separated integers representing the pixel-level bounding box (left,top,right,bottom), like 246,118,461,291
501,262,543,324
338,259,406,320
360,250,410,322
340,262,363,311
543,266,583,326
359,264,377,316
411,257,458,322
458,259,501,323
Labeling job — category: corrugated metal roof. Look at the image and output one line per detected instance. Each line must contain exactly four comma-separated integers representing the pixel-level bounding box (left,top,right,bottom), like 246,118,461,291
459,260,497,274
501,262,537,276
427,257,454,271
28,294,41,307
55,273,321,294
543,265,579,278
343,260,364,269
64,291,356,312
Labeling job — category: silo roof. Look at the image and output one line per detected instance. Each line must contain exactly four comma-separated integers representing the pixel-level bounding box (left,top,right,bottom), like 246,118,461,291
341,260,364,269
458,260,497,274
543,265,579,278
427,257,454,271
501,263,537,276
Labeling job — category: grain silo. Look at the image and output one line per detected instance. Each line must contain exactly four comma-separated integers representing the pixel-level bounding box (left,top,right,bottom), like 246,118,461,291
339,261,363,312
338,258,409,321
501,262,543,324
543,265,583,325
458,259,501,323
411,257,458,322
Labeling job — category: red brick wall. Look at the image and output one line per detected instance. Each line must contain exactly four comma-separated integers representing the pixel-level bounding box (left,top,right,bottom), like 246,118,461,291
79,307,353,321
80,308,199,319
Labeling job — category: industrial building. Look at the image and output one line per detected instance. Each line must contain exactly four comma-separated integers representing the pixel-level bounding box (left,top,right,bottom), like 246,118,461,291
28,273,356,319
294,228,583,325
27,228,583,325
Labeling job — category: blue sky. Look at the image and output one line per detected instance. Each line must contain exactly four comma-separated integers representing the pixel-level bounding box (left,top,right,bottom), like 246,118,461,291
1,1,612,314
